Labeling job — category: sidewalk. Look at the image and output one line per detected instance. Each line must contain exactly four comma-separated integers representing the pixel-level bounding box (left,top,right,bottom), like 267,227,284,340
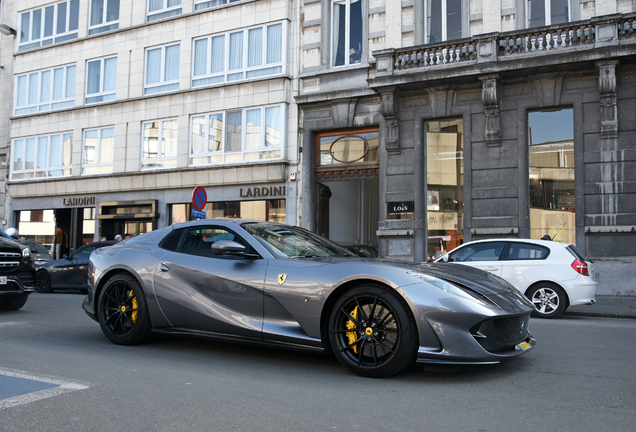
564,295,636,319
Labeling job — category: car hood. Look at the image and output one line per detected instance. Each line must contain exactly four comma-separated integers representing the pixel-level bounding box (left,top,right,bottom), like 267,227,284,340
292,256,522,298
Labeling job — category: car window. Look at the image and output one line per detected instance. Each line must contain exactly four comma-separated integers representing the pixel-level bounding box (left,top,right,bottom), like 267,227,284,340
448,241,506,262
24,242,50,255
71,244,97,260
566,245,588,261
160,228,185,252
177,226,252,259
502,243,550,260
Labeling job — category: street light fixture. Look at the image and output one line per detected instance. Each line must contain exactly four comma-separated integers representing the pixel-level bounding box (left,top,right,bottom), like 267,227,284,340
0,24,17,36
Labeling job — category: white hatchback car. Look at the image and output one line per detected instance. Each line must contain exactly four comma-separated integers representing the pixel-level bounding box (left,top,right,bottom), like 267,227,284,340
434,238,597,318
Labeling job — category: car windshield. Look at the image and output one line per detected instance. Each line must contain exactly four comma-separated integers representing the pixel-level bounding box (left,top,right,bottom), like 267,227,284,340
242,223,354,258
24,242,50,255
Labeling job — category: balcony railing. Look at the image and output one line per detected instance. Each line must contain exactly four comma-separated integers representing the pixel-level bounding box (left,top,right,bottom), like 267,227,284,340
373,13,636,78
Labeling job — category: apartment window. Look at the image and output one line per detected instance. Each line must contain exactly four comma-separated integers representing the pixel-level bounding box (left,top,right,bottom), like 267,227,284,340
83,127,114,174
86,56,117,104
147,0,182,22
190,105,284,165
11,133,72,180
529,108,575,244
15,65,76,115
19,0,79,51
527,0,569,27
195,0,242,11
426,0,462,43
142,119,178,169
89,0,120,35
331,0,363,67
192,22,285,88
145,43,180,95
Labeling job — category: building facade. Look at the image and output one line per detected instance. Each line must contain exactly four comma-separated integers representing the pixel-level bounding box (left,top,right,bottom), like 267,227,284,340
1,0,634,294
0,0,301,256
296,0,636,295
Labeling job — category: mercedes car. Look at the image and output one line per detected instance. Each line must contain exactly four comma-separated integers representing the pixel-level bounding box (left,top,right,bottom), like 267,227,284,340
84,220,536,377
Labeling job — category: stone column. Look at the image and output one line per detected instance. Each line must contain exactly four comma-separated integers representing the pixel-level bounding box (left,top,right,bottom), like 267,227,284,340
597,60,619,140
379,87,401,155
479,74,501,147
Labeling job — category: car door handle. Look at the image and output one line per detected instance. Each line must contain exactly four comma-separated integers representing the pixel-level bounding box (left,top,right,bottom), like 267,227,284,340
160,263,170,272
482,266,499,271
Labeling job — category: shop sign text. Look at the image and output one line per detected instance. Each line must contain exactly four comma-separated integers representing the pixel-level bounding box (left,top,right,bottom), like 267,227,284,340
240,186,286,198
63,196,96,207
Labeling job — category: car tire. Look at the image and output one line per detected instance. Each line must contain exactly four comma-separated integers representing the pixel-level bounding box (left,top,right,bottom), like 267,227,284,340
328,285,418,378
0,294,29,311
98,273,152,345
526,282,567,319
35,271,52,293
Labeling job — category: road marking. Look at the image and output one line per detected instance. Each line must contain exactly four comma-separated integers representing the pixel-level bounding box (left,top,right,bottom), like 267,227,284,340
0,368,89,409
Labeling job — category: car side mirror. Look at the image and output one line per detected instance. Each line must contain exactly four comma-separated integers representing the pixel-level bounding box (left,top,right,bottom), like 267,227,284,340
212,240,260,258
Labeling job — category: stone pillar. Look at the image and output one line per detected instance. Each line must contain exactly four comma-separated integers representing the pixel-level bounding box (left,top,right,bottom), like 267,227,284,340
379,87,401,155
479,75,501,147
597,60,619,140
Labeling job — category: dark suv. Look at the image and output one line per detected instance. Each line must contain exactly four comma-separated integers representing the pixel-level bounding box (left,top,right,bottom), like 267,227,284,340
0,236,36,311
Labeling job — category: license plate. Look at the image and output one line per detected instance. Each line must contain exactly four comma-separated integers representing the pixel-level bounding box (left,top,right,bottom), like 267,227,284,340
516,341,532,351
0,276,6,285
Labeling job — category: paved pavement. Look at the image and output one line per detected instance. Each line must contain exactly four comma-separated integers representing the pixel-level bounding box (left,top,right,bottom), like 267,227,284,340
564,295,636,319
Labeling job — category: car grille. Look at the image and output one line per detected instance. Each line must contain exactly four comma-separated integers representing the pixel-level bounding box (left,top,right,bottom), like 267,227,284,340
493,314,530,345
0,252,21,269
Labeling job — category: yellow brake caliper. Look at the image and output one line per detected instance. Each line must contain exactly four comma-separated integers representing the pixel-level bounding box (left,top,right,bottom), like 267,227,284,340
346,306,359,354
129,290,138,324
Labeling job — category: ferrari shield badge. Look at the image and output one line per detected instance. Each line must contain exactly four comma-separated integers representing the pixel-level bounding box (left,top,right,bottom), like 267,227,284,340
278,274,287,285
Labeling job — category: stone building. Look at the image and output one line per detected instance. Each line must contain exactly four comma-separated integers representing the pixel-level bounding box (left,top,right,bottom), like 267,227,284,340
296,0,636,294
0,0,300,255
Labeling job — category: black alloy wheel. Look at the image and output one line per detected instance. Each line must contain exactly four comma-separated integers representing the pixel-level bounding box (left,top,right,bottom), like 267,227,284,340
98,273,151,345
328,285,418,378
35,271,52,293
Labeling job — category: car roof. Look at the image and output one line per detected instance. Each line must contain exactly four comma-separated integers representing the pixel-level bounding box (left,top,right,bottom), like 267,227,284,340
453,238,571,248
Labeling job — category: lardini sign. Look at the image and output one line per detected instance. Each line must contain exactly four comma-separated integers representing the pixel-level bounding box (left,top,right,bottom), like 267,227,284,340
240,186,286,198
63,196,96,207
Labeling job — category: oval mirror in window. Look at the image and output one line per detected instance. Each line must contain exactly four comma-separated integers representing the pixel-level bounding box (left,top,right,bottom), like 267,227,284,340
330,135,369,163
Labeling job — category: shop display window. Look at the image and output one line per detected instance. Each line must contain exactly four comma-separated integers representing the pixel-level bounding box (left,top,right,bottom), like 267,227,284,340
528,108,575,243
426,119,464,260
17,210,56,249
169,199,285,224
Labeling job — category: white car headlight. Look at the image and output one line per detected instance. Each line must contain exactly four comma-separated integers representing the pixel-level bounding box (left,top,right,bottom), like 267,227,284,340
22,248,31,257
407,271,498,308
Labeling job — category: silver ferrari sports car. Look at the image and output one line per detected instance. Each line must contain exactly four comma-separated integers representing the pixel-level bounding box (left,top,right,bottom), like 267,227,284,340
83,219,536,377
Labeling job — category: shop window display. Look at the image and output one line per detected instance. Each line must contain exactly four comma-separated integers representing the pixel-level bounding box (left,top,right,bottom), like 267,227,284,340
426,119,464,260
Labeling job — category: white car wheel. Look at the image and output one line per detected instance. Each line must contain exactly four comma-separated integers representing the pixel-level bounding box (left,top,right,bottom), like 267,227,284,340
526,283,567,319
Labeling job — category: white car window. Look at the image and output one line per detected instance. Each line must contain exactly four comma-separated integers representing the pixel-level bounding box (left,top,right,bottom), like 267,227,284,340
503,243,550,260
448,242,505,262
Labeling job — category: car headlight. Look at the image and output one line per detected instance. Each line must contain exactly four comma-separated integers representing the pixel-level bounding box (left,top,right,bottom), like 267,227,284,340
407,271,498,308
22,248,31,257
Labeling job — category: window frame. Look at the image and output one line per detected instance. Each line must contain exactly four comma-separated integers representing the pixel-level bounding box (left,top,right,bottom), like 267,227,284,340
10,132,73,181
88,0,120,35
144,43,181,96
424,0,465,44
147,0,182,22
14,64,76,116
141,118,179,170
189,104,286,166
191,21,287,88
525,0,570,28
85,56,117,105
18,0,79,52
330,0,364,68
82,126,115,175
194,0,243,12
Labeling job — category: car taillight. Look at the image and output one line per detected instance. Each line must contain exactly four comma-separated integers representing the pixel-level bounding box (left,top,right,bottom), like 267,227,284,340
571,259,589,276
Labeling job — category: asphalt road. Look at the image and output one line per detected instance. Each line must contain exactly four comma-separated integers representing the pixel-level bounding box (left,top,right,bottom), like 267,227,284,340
1,293,634,432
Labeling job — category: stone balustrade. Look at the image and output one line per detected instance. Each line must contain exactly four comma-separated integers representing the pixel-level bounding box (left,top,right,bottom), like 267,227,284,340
373,13,636,78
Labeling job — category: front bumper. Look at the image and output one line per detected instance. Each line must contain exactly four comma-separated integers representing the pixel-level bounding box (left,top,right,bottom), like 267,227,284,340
0,275,35,298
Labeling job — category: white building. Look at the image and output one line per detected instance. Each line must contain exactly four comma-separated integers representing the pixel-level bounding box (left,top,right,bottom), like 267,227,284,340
0,0,301,253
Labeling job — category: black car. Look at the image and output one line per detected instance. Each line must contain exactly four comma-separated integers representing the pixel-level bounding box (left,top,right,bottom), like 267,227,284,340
19,240,55,267
0,236,36,311
35,241,116,294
